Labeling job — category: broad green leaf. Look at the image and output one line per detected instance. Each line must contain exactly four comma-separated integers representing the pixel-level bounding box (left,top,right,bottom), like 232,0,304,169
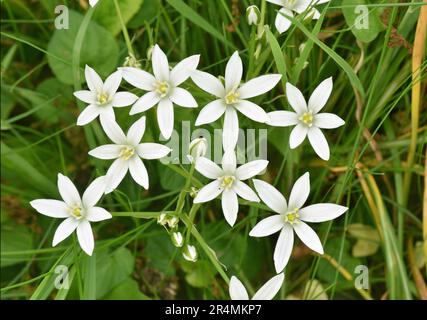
93,0,143,36
103,278,150,299
128,0,160,28
159,165,185,191
47,10,119,85
266,28,287,87
183,260,215,288
144,234,176,276
342,0,385,43
347,223,380,257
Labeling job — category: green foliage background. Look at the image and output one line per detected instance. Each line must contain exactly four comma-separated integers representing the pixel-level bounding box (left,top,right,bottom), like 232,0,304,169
1,0,426,300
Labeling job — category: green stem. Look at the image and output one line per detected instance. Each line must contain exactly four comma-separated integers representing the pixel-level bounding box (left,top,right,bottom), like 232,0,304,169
113,0,134,56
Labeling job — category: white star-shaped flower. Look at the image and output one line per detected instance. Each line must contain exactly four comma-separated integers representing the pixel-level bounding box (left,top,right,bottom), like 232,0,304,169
74,65,138,128
249,172,348,272
30,174,111,256
191,51,281,151
267,0,330,34
89,116,171,193
267,77,344,160
193,151,268,227
120,45,200,139
229,273,284,300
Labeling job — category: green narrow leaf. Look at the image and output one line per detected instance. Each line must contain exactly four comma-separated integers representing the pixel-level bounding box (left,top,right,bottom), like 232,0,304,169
83,254,97,300
286,13,365,96
166,0,235,49
266,28,287,88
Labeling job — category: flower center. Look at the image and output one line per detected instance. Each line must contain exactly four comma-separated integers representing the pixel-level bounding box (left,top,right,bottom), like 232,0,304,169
225,89,239,105
119,146,135,160
299,111,313,127
284,208,300,225
96,91,110,105
69,204,83,219
154,80,170,98
220,175,235,189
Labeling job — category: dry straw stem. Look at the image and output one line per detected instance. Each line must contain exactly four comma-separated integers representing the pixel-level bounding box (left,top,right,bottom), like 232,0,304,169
403,1,426,205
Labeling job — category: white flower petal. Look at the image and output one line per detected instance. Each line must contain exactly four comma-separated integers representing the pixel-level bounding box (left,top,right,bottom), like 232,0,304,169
232,180,259,202
103,70,122,96
236,160,268,181
289,124,308,149
137,143,171,159
195,99,226,125
52,217,79,246
99,107,116,126
77,220,94,256
191,70,225,98
30,199,69,218
152,45,170,81
73,90,96,104
170,54,200,86
252,273,284,300
128,156,149,189
314,113,345,129
221,150,237,173
286,82,307,114
101,119,127,145
105,158,129,193
299,203,348,223
223,107,239,152
267,111,299,127
275,8,293,34
249,215,285,237
120,67,156,91
288,172,310,209
225,51,243,92
193,180,223,203
294,0,312,13
126,116,146,146
88,144,122,160
234,100,269,123
85,65,103,92
157,98,174,140
76,105,100,126
293,221,324,254
112,92,138,107
308,77,333,113
130,91,161,115
82,176,106,208
229,276,249,300
86,207,112,222
222,189,238,226
307,126,330,160
57,173,81,206
266,0,285,5
170,88,197,108
239,74,282,99
253,179,287,214
274,224,294,272
195,157,222,179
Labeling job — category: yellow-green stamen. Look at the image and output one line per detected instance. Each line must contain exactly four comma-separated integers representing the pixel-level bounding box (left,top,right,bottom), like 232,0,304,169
69,204,82,219
119,146,135,160
220,175,235,189
97,91,110,105
155,81,170,98
285,208,300,225
299,111,313,127
225,89,239,105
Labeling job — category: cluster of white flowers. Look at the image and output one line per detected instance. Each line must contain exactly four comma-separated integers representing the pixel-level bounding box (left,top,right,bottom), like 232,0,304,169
30,0,346,299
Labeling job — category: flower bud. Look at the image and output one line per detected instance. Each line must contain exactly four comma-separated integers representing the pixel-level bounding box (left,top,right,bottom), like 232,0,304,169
182,245,198,262
157,213,168,226
167,215,179,229
171,232,184,247
246,5,260,26
123,53,142,69
189,187,198,198
188,137,207,163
